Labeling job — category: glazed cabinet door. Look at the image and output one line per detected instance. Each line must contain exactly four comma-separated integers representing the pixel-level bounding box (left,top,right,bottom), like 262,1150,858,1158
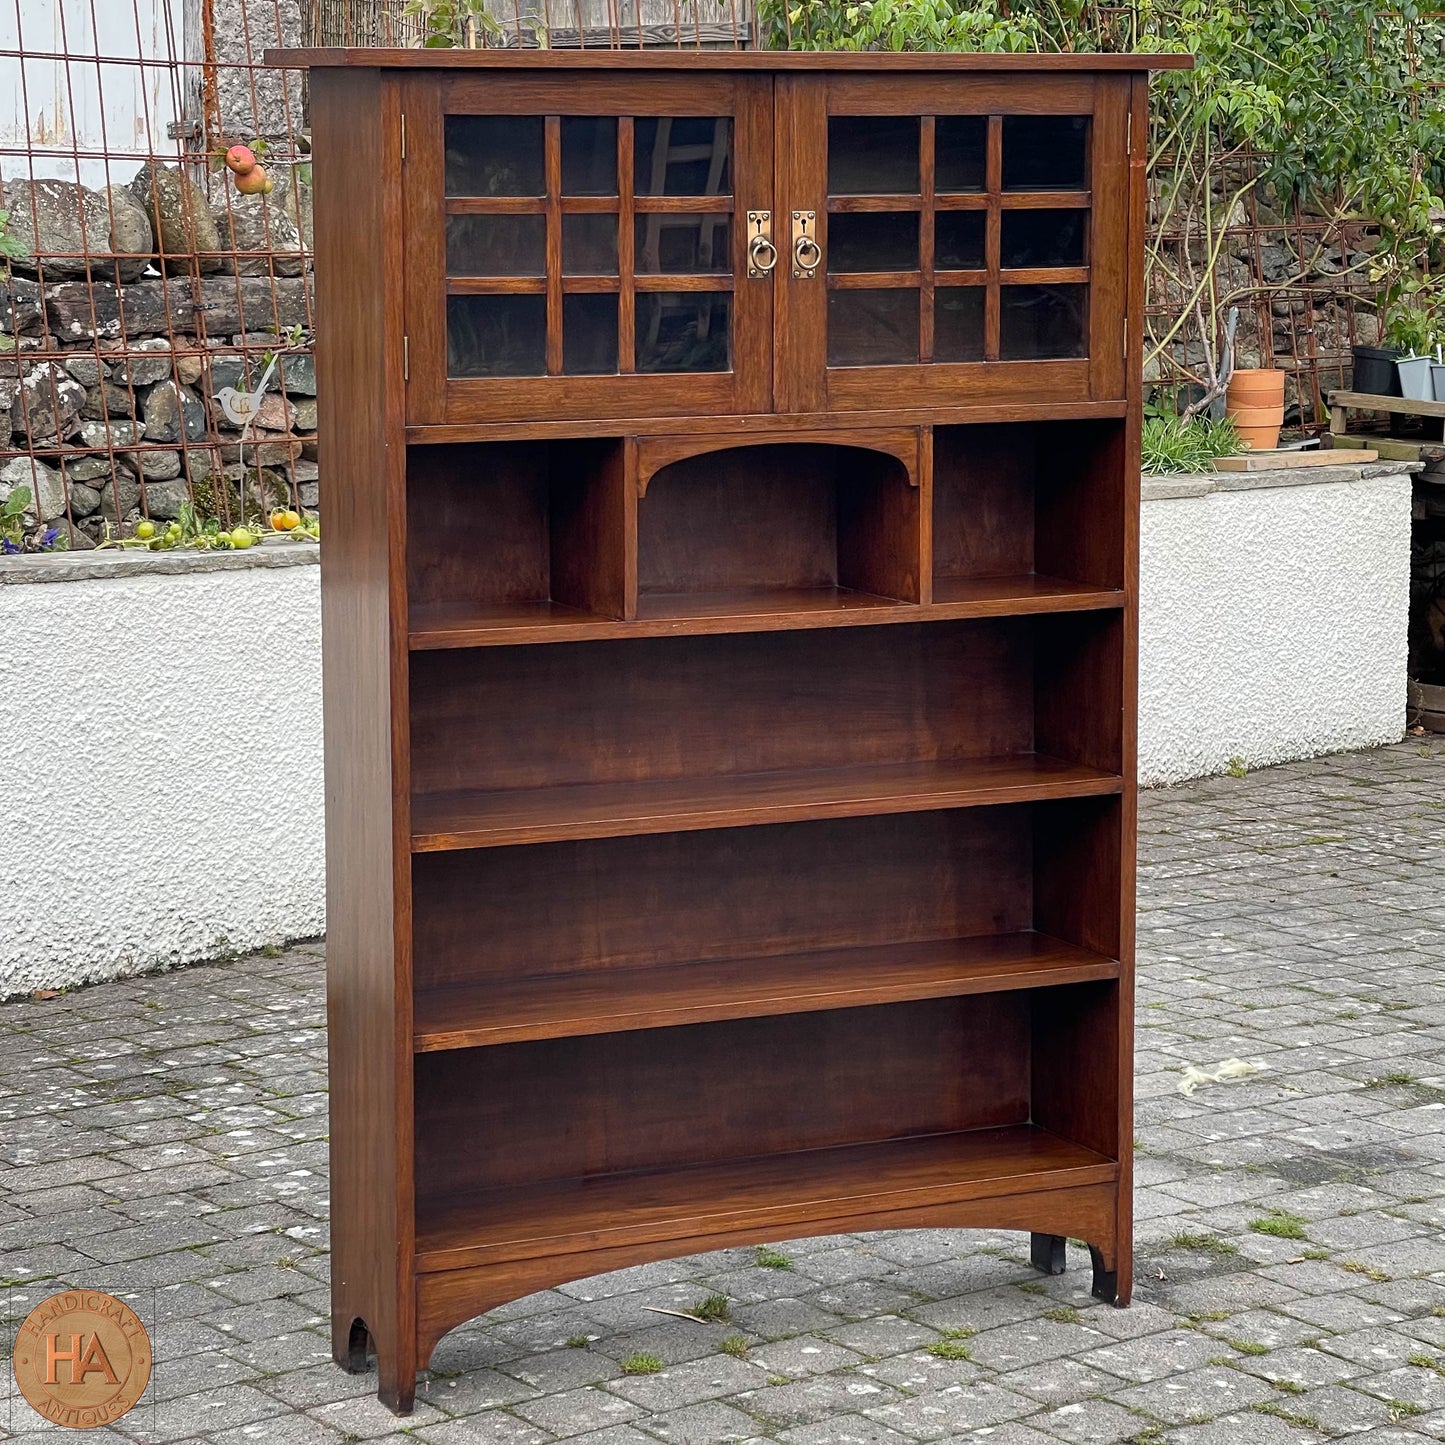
774,74,1130,412
404,73,774,424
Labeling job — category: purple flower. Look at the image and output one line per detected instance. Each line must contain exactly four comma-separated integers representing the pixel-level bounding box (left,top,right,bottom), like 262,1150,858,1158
39,526,60,549
0,537,19,555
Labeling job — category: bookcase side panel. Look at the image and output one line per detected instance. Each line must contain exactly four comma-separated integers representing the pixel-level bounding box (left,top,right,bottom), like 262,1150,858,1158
312,66,417,1405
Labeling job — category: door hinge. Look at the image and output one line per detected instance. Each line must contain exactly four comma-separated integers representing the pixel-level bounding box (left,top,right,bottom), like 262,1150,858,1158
403,334,410,382
400,112,407,162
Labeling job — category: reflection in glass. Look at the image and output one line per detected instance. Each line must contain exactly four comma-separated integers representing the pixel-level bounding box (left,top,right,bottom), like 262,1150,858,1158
562,215,619,275
827,289,918,366
636,293,731,372
445,215,546,277
1002,116,1088,191
447,294,546,376
563,294,619,375
935,116,987,192
827,116,918,195
935,288,985,362
935,212,985,270
1001,209,1087,267
828,212,918,273
561,117,617,195
634,118,731,196
445,116,544,196
634,214,732,273
1000,284,1087,359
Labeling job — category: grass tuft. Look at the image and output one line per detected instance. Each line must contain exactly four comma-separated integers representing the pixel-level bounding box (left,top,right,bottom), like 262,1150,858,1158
621,1353,663,1375
720,1334,749,1358
1249,1210,1308,1241
754,1245,793,1271
565,1334,590,1349
1141,413,1243,475
1169,1232,1239,1255
693,1293,730,1322
1043,1305,1082,1325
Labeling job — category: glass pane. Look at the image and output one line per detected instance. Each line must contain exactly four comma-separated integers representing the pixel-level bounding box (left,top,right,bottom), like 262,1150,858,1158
935,116,986,192
828,213,918,274
563,294,619,375
1002,116,1088,191
634,118,731,197
827,289,918,367
445,215,545,277
935,212,985,270
445,115,544,197
561,117,617,196
1001,208,1087,268
828,116,919,195
1000,284,1088,359
935,288,985,362
636,293,731,372
447,294,546,377
563,215,618,275
634,214,732,273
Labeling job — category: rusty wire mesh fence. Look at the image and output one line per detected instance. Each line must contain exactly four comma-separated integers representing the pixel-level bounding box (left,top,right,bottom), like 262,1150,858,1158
0,0,1429,553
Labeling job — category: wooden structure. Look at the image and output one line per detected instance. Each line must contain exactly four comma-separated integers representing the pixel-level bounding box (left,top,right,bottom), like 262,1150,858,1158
273,46,1186,1413
1330,390,1445,468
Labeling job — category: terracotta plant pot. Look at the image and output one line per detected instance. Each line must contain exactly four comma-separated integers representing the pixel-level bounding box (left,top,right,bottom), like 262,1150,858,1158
1227,405,1282,451
1225,369,1285,450
1225,368,1285,406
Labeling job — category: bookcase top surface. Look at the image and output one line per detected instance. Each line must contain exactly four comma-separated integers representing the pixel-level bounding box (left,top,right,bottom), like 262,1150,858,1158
269,47,1191,72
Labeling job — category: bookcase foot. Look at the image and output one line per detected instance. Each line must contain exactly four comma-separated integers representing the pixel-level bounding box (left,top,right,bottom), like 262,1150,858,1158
1029,1232,1067,1275
377,1359,418,1416
335,1316,373,1374
1089,1244,1119,1305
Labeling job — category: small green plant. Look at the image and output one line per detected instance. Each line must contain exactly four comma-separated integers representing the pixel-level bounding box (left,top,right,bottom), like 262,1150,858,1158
1388,1399,1424,1419
926,1336,974,1361
1225,756,1248,778
1017,1281,1047,1295
1270,1377,1306,1395
565,1334,589,1349
1367,1071,1417,1088
0,484,65,556
1383,278,1444,356
1141,413,1243,475
1229,1339,1270,1356
755,1245,793,1271
1043,1306,1082,1325
400,0,501,46
1340,1260,1390,1282
1253,1401,1319,1429
720,1334,749,1358
693,1293,730,1322
620,1353,663,1375
1249,1211,1308,1241
767,1373,788,1386
1169,1232,1238,1255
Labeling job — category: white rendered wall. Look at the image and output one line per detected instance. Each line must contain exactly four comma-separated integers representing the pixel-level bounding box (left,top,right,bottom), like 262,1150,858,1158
0,463,1414,991
1138,465,1412,787
0,550,323,997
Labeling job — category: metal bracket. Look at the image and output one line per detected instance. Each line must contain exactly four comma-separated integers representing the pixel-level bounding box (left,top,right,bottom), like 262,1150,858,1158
166,119,202,141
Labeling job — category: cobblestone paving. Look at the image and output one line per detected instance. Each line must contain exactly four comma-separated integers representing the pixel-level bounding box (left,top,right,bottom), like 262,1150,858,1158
6,740,1445,1443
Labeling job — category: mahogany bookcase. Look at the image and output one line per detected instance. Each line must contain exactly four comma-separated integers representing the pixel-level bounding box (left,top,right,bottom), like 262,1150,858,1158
273,45,1188,1413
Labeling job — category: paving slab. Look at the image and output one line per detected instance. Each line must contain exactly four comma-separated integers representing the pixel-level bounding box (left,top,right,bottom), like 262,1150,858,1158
4,740,1445,1440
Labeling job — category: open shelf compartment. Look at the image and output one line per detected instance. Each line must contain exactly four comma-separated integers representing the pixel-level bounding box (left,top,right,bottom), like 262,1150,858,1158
412,978,1125,1271
408,612,1123,851
412,794,1125,1050
407,439,630,639
933,419,1126,604
634,432,924,623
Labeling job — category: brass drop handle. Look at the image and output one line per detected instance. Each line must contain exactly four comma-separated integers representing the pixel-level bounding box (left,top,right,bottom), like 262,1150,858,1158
746,209,776,278
791,210,821,278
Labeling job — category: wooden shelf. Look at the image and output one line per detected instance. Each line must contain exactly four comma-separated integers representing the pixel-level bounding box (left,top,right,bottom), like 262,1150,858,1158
408,577,1123,650
415,930,1118,1050
416,1124,1118,1272
411,752,1123,851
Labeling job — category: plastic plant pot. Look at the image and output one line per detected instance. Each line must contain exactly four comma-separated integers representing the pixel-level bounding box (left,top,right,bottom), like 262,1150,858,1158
1398,355,1435,401
1352,345,1402,396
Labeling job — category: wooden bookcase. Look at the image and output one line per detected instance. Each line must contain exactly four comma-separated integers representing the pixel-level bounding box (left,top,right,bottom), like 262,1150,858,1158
276,45,1186,1413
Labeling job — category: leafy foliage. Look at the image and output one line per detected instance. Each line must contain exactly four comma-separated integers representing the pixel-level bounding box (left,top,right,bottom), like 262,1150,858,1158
1140,413,1242,474
400,0,501,47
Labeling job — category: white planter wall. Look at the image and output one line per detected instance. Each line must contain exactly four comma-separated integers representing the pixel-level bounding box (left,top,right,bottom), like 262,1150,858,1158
0,460,1415,992
0,548,323,996
1138,462,1413,786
